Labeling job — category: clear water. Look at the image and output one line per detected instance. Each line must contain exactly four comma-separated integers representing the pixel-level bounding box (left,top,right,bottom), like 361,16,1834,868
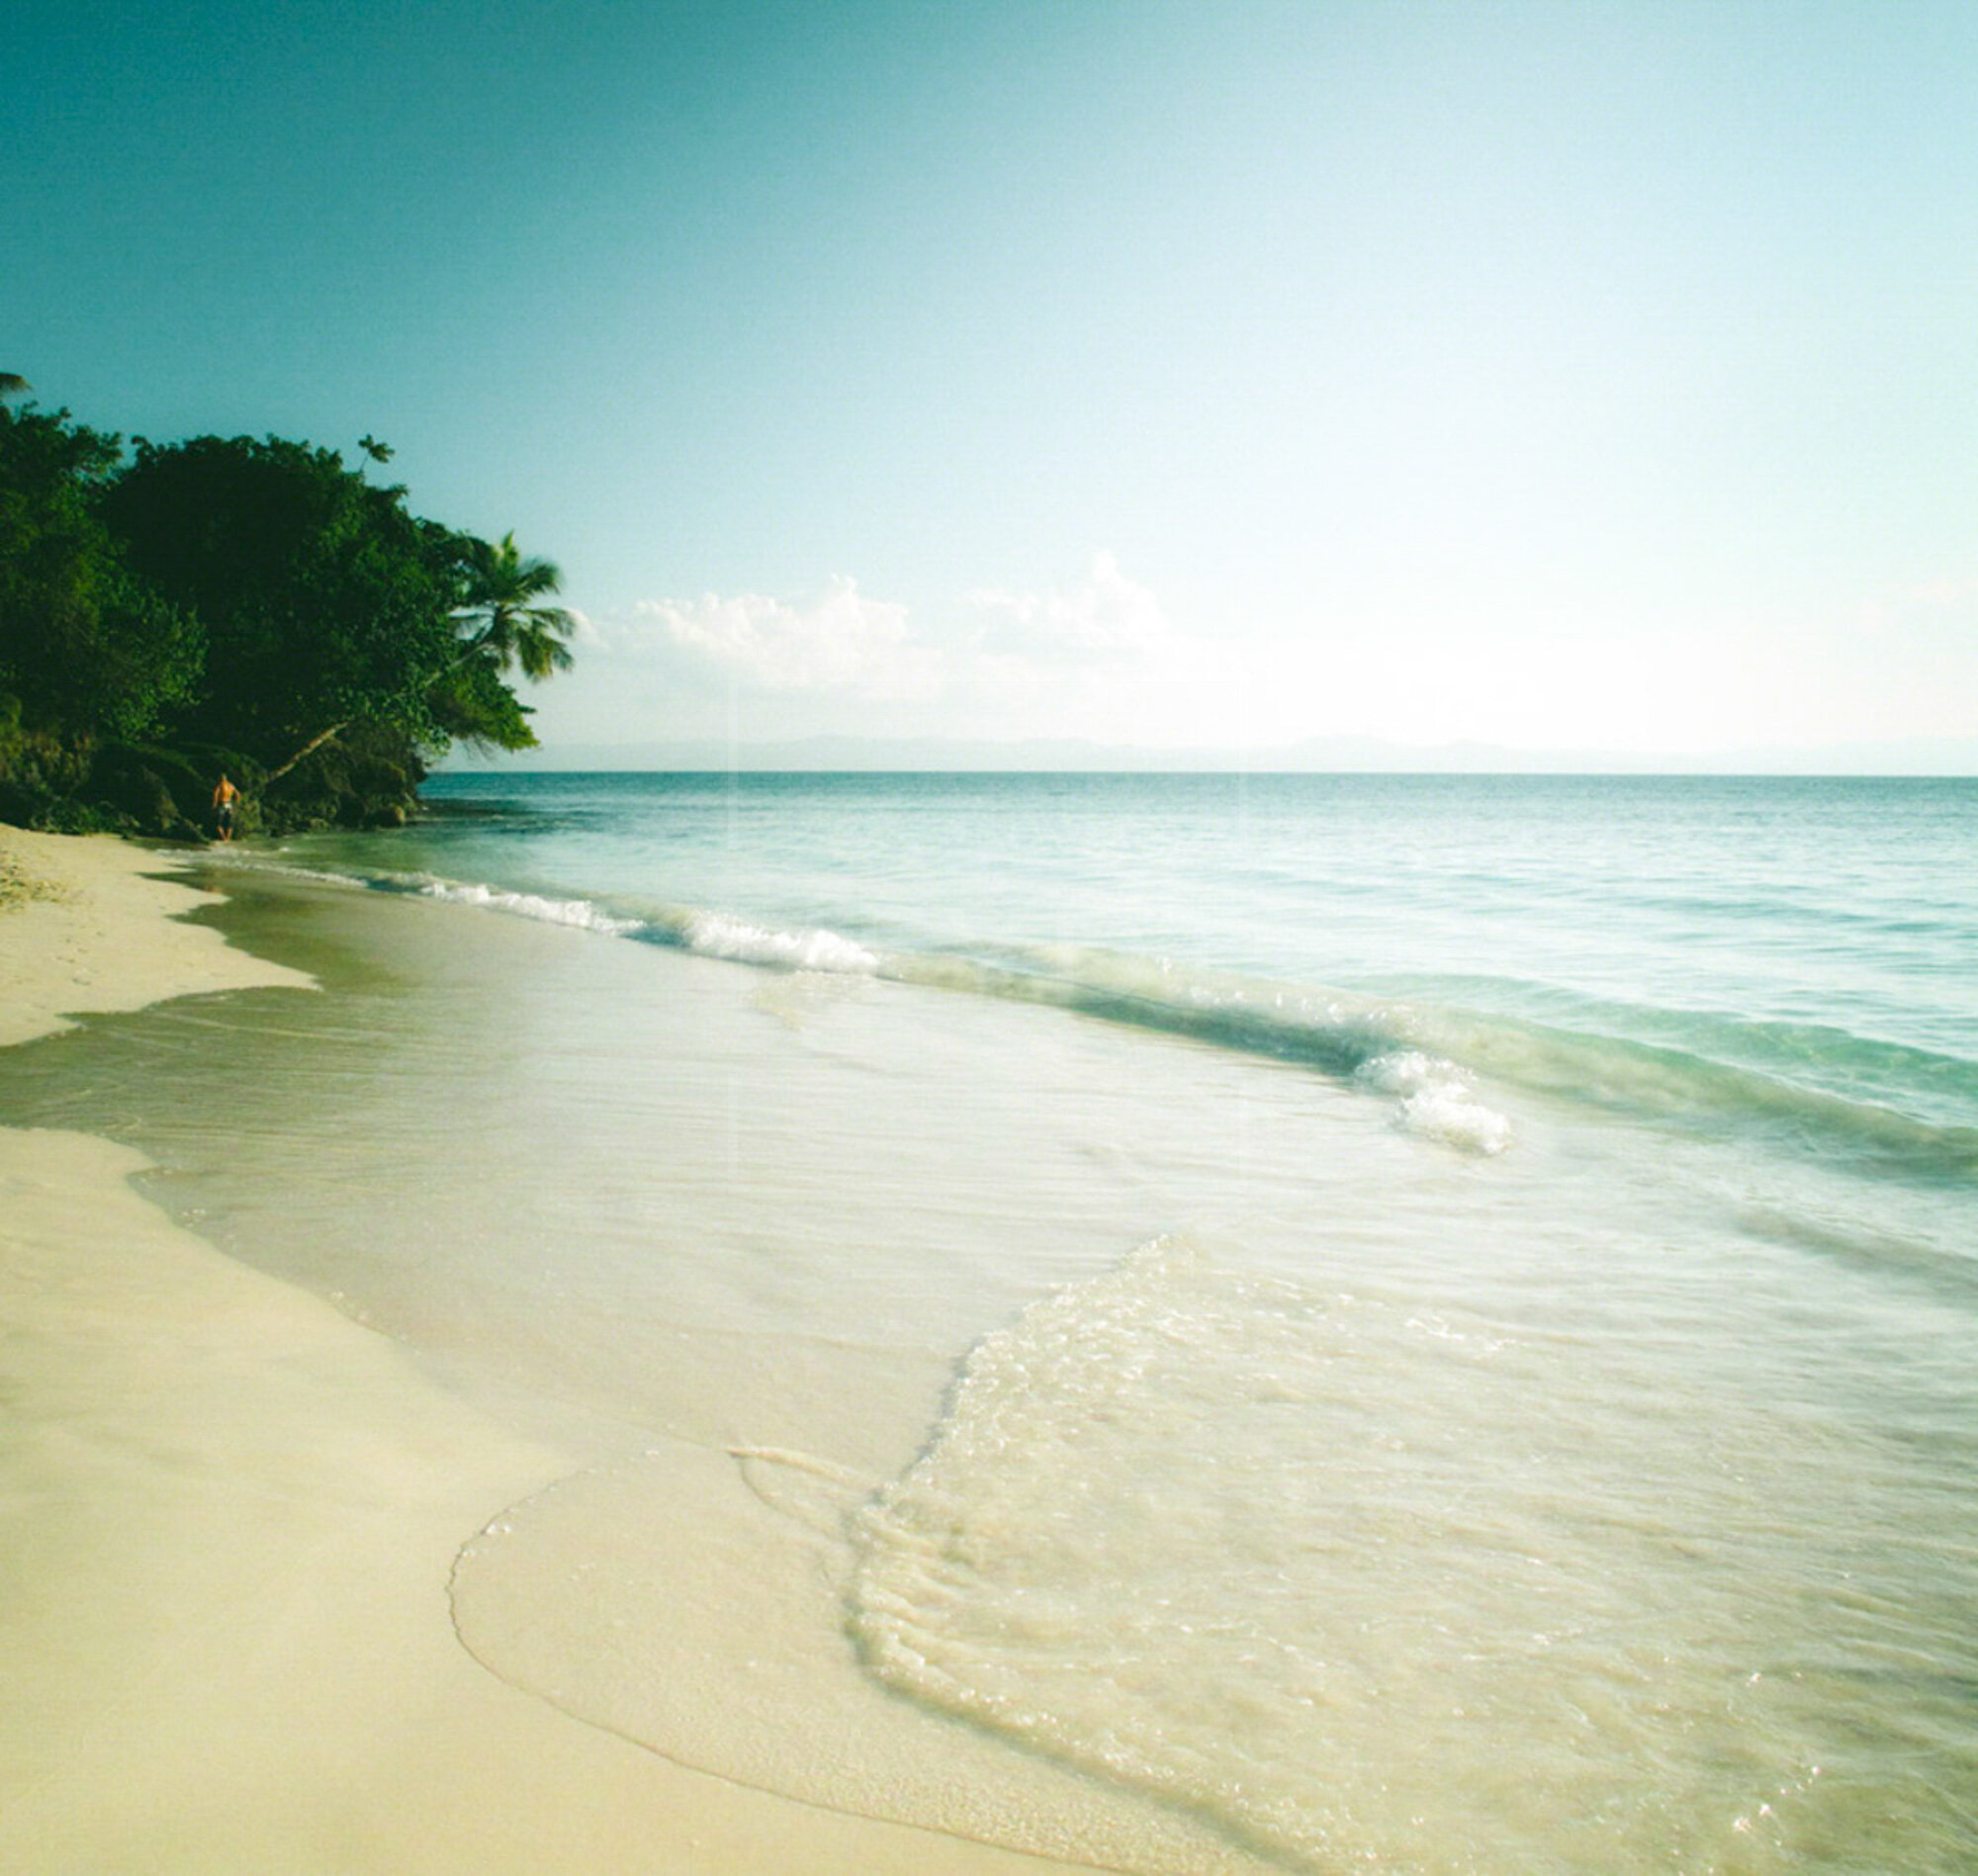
8,770,1973,1872
287,770,1978,1152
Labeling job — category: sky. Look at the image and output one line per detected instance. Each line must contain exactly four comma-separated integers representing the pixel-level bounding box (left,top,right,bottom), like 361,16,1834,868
10,0,1978,767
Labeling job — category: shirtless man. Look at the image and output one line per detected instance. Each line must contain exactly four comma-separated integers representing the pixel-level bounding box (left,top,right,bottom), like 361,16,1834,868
212,773,241,842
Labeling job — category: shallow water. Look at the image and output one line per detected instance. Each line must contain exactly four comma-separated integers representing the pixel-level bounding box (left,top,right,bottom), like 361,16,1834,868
4,771,1973,1872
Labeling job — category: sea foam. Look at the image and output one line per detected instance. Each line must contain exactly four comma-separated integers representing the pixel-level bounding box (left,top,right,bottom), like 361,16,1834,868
417,878,643,937
1357,1048,1515,1154
679,910,880,975
845,1237,1884,1872
250,853,1520,1155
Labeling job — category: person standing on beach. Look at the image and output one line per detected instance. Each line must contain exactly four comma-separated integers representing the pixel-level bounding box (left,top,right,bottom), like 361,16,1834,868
211,773,241,842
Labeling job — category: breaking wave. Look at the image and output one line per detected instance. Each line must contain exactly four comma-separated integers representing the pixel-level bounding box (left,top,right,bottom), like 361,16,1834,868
229,850,1978,1180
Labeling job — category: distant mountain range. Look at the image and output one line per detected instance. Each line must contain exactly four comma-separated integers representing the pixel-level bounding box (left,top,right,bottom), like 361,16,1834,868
444,733,1978,776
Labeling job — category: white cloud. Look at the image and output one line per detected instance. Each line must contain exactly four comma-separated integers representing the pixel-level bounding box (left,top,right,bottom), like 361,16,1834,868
552,554,1415,753
626,577,939,700
1904,578,1978,609
963,551,1175,660
607,554,1187,734
551,547,1978,759
565,606,607,650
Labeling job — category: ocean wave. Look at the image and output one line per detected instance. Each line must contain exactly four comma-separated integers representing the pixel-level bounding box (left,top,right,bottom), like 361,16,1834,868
416,877,646,937
312,859,1514,1153
844,1235,1909,1871
186,848,370,892
677,910,880,974
1357,1050,1516,1155
1426,1005,1978,1182
409,874,883,975
225,851,1978,1178
875,946,1516,1155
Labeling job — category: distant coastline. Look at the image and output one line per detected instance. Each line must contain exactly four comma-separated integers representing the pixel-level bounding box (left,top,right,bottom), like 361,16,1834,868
439,731,1978,778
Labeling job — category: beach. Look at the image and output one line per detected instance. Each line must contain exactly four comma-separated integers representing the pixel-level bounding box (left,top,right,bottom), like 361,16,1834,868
17,0,1978,1862
0,827,1119,1876
2,774,1973,1875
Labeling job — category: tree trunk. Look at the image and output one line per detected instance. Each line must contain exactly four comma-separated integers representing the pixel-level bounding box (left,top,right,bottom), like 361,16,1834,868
443,626,495,676
261,719,351,787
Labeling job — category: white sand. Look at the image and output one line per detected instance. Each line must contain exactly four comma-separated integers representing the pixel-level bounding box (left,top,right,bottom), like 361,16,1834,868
0,830,1097,1873
0,828,315,1046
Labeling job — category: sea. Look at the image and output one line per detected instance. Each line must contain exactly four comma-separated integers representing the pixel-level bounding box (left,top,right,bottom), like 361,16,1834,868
6,769,1974,1873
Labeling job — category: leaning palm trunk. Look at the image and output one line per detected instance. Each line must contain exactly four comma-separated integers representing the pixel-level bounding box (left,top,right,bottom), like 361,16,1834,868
261,718,352,786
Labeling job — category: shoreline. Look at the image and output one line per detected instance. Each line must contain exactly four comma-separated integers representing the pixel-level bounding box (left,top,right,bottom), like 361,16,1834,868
0,829,1101,1874
0,827,316,1047
7,808,1971,1870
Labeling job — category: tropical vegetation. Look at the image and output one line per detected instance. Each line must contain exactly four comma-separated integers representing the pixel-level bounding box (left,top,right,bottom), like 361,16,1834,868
0,382,575,837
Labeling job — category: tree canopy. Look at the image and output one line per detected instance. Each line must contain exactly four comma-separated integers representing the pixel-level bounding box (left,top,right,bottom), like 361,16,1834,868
0,399,576,836
0,403,203,746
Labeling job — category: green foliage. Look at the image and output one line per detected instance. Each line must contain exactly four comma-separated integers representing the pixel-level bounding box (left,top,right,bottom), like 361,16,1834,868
426,649,541,753
102,434,466,766
0,404,205,742
0,705,93,830
0,404,578,836
454,531,577,682
251,720,426,830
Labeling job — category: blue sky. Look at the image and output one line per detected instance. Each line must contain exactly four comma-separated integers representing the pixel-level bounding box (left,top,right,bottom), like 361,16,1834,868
11,0,1977,764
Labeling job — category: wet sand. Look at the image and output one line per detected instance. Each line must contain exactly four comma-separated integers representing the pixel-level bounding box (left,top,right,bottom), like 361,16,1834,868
0,829,1098,1874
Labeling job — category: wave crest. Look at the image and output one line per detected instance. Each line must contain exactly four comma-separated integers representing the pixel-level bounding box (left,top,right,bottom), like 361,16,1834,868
679,911,880,975
418,878,643,937
234,851,1978,1178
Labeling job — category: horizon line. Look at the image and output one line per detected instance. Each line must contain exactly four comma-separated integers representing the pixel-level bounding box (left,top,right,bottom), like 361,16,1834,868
437,731,1978,780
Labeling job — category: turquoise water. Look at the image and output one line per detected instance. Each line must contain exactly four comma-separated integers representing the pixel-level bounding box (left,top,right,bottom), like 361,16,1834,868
22,770,1978,1872
302,770,1978,1179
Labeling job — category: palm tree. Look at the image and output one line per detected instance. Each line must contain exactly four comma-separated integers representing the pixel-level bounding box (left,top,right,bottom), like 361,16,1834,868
267,531,575,788
453,531,576,680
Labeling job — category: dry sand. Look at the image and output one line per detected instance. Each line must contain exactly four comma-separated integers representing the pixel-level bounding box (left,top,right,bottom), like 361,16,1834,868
0,827,315,1046
0,829,1098,1874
